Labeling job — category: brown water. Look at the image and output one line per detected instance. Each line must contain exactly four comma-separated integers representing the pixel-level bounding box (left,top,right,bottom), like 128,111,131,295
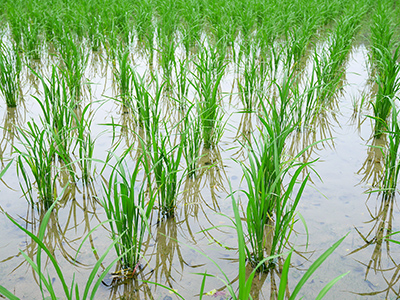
1,42,400,300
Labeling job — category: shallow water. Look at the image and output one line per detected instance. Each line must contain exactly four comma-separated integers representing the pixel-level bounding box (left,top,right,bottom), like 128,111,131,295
0,40,399,300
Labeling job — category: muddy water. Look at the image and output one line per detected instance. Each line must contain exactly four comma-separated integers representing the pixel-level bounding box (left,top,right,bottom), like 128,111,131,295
0,42,399,300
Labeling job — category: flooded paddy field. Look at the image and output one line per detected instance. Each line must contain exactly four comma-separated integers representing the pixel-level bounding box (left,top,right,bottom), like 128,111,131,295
1,0,400,299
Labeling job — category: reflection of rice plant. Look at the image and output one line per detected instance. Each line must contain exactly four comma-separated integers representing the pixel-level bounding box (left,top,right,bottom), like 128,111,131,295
0,197,121,300
192,46,226,149
103,154,155,270
0,43,21,107
14,121,57,207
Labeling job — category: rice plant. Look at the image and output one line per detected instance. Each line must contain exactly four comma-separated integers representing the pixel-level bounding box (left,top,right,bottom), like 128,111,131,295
32,66,76,179
150,123,185,218
0,43,21,107
238,71,313,268
191,45,226,149
378,99,400,197
371,46,400,137
21,16,42,59
182,104,202,178
114,47,133,107
102,153,155,271
58,35,89,102
71,103,96,184
14,121,57,208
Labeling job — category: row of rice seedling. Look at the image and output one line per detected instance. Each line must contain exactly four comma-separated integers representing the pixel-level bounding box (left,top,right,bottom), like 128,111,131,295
367,0,400,138
0,43,21,107
0,0,368,65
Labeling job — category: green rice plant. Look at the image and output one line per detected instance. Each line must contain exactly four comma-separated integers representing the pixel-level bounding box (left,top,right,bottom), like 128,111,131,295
284,15,316,69
21,16,42,59
373,99,400,197
0,43,21,107
150,123,185,218
371,46,400,137
58,35,89,102
174,58,190,108
369,2,394,66
71,103,96,184
0,196,123,300
182,104,202,178
158,35,176,82
32,66,76,178
238,53,258,112
191,45,227,149
314,13,361,102
114,47,133,107
102,152,155,270
14,121,57,208
237,71,316,268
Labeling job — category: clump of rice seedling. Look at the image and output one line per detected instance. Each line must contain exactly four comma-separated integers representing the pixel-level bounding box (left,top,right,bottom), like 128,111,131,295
21,16,42,60
0,43,21,107
376,99,400,198
14,121,58,208
238,71,314,268
32,66,76,179
238,46,267,112
191,44,227,149
58,35,89,102
182,104,202,178
371,46,400,137
114,47,133,107
314,12,361,102
103,152,155,271
150,123,185,218
71,103,96,184
174,58,190,108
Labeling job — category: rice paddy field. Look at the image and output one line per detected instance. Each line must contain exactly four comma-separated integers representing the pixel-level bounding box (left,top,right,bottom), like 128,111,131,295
1,0,400,299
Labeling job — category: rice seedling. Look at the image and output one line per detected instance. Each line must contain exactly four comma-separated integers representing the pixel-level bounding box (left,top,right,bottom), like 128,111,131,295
0,195,123,300
32,66,76,179
370,99,400,198
21,16,42,60
237,71,319,268
58,35,89,102
314,13,361,102
174,58,190,108
71,103,96,184
371,46,400,137
150,123,185,218
14,120,59,208
238,49,260,112
191,44,227,149
182,104,202,178
114,47,133,107
0,42,21,108
102,152,155,271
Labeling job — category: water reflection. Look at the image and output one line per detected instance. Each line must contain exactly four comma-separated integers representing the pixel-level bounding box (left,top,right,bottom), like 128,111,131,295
350,193,400,299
